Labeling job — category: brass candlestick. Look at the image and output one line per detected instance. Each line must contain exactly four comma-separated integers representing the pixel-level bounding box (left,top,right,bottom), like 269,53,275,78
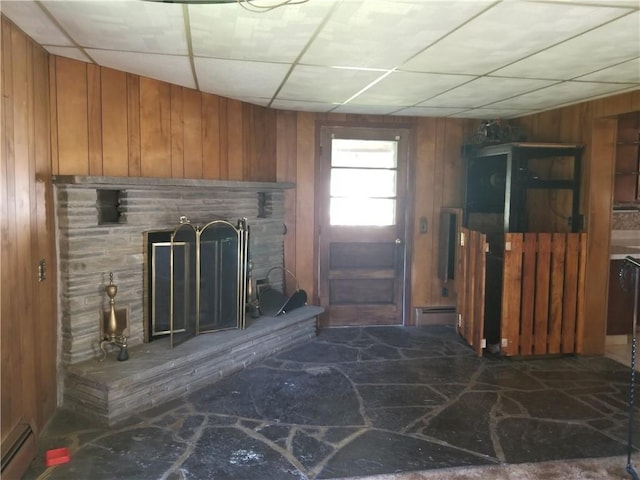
100,272,129,361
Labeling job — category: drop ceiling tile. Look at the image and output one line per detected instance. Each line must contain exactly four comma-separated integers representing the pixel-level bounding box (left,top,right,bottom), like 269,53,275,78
448,107,538,119
86,50,195,89
1,0,73,46
493,11,640,80
194,57,289,99
349,71,473,106
401,1,631,75
392,106,470,117
487,81,637,110
420,77,560,108
42,0,188,55
277,65,383,103
300,0,492,69
270,99,334,113
44,46,93,63
331,104,401,115
189,1,336,63
577,58,640,84
226,96,270,108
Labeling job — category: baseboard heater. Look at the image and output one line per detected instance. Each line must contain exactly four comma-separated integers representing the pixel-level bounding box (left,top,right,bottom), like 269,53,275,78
1,421,36,479
414,306,457,326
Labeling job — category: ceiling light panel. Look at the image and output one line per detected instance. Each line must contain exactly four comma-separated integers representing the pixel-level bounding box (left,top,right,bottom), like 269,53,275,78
488,80,636,110
86,50,196,89
401,1,631,75
195,57,290,98
577,58,640,84
349,71,473,106
188,2,337,63
42,0,188,55
277,65,384,103
300,0,492,69
1,1,73,46
420,77,560,108
493,11,640,80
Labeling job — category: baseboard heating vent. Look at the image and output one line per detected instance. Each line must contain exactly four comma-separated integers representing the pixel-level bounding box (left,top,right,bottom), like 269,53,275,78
1,421,35,479
414,306,457,326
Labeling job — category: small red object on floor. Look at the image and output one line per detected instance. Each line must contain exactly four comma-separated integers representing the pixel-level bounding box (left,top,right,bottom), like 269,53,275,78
45,447,70,467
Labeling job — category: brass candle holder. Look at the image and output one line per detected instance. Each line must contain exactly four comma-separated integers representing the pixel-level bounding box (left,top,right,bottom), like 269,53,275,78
99,272,129,361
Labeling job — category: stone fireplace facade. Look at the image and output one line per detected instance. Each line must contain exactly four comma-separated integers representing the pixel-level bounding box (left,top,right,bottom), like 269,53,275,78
54,176,292,367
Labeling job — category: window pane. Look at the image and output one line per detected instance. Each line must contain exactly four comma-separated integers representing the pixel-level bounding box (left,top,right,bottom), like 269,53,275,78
332,139,397,168
331,169,396,198
330,198,396,226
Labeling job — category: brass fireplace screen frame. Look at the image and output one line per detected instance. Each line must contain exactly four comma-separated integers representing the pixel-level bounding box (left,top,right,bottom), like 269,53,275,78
147,218,248,348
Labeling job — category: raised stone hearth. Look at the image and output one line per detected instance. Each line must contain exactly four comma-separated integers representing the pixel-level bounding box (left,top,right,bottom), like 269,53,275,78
65,306,323,425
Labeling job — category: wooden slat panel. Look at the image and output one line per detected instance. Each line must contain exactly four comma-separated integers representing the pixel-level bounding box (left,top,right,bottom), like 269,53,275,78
533,234,551,355
548,234,567,354
471,231,486,356
218,97,229,179
519,233,537,355
87,63,102,176
126,73,141,176
501,234,522,356
561,234,580,353
169,84,184,178
466,230,478,347
140,77,171,177
202,93,220,179
55,57,88,174
456,228,468,339
574,233,587,353
101,68,128,176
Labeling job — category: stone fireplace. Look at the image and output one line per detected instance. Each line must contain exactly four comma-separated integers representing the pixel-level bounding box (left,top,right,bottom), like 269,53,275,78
53,176,323,424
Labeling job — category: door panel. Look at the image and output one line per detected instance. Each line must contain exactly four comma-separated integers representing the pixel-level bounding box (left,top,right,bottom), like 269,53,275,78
318,126,410,327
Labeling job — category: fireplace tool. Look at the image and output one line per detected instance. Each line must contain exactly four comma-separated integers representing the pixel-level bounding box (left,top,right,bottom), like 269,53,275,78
99,272,129,361
620,257,640,480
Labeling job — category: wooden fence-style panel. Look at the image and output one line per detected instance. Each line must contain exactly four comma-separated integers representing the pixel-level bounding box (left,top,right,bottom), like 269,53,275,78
501,232,586,356
457,228,487,356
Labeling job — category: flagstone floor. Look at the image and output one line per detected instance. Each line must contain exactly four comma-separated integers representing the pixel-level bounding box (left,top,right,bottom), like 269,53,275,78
24,325,639,479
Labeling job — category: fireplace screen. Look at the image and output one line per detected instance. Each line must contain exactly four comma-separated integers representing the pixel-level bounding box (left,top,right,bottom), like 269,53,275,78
146,218,248,347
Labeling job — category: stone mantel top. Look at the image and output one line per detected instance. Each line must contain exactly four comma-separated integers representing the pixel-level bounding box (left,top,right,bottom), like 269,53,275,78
52,175,295,191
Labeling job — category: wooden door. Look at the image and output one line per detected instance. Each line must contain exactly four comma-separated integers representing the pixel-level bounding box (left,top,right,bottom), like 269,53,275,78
318,126,410,327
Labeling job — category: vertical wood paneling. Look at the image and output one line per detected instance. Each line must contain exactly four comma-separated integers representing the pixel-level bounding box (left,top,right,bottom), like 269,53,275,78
183,88,202,179
202,94,220,179
170,84,184,178
226,99,244,180
87,63,102,176
218,97,229,179
127,73,141,176
296,112,316,296
277,110,298,285
2,18,56,473
55,57,88,174
101,68,128,176
48,56,58,175
140,77,171,177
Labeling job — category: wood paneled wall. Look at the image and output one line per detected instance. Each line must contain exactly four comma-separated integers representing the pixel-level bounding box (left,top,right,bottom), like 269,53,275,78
50,56,277,182
1,15,57,451
515,90,640,354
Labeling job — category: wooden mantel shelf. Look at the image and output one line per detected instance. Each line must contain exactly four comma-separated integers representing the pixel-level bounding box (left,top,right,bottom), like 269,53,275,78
52,175,295,191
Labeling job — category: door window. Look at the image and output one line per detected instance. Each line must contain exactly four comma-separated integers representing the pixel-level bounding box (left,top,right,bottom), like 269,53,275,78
330,139,398,226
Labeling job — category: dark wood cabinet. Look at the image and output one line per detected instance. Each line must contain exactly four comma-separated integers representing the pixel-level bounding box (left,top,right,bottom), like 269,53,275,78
463,142,582,233
613,112,640,205
607,259,635,335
